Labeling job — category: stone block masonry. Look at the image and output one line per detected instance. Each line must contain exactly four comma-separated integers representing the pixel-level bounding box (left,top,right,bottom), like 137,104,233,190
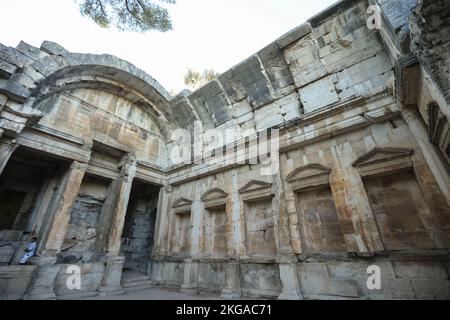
1,0,450,300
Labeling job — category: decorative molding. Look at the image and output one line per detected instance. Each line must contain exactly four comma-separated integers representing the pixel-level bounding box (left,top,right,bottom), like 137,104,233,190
352,147,413,167
201,188,228,209
239,180,272,193
172,197,193,208
201,188,227,201
239,180,273,202
286,163,331,191
32,124,84,145
172,197,193,215
286,163,330,181
352,147,414,177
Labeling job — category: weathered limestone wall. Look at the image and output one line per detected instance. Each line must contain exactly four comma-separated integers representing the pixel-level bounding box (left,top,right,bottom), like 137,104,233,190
1,0,450,300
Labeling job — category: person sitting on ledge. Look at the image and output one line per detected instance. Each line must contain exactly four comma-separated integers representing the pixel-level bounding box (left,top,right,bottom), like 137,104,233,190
19,237,38,265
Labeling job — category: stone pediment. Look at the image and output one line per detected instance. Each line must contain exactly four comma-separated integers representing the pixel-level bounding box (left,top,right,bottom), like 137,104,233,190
239,180,272,193
286,164,331,182
286,163,331,191
172,197,193,208
239,180,273,202
352,147,413,167
201,188,227,201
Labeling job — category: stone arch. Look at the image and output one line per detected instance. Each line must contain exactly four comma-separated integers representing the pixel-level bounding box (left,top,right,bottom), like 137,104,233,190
2,41,199,140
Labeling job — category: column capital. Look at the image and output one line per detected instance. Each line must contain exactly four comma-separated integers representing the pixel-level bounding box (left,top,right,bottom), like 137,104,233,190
70,160,88,172
119,154,137,182
400,105,420,123
0,137,18,149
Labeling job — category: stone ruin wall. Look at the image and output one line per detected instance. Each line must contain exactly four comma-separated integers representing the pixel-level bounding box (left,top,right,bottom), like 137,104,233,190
0,0,449,300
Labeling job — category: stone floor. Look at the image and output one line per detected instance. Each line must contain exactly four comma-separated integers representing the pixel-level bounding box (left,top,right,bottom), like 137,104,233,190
85,288,223,300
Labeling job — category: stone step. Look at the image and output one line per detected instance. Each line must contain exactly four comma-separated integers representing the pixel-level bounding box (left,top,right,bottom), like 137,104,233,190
121,278,155,292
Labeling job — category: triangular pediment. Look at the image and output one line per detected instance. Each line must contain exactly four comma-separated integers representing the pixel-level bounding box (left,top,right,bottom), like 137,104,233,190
239,180,272,193
201,188,227,201
352,147,413,167
286,164,331,182
172,197,193,208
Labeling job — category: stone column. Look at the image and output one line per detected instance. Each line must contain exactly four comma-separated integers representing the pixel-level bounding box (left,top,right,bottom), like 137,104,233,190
401,107,450,206
0,137,17,176
277,255,303,300
41,161,88,253
180,259,198,294
104,158,137,254
220,260,241,299
99,156,136,295
25,161,87,300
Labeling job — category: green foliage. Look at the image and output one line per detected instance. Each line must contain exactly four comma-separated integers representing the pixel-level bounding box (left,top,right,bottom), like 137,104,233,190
77,0,176,32
183,68,219,90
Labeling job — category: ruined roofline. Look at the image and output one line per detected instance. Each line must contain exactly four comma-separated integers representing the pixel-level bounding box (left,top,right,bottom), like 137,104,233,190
172,0,360,98
0,40,173,104
39,41,173,102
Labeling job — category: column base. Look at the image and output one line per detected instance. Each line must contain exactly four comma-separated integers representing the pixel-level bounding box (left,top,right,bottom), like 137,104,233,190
277,292,303,300
220,288,241,299
99,255,125,297
23,292,58,300
24,256,60,300
179,287,198,295
98,286,125,297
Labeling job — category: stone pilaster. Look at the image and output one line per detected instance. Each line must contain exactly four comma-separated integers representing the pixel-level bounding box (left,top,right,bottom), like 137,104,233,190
275,160,297,255
277,255,303,300
41,161,88,253
153,185,172,257
229,170,246,256
0,137,17,176
329,165,384,256
220,261,241,299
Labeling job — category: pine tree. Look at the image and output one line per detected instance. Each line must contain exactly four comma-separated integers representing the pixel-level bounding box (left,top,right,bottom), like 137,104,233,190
77,0,176,32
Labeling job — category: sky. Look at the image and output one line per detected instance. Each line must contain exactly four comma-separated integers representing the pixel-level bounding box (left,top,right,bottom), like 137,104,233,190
0,0,338,94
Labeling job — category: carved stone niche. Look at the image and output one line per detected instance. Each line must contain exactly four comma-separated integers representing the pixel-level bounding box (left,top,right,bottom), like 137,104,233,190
201,188,228,209
286,163,331,191
172,197,193,215
171,197,193,256
239,180,276,257
352,147,414,178
201,188,228,259
286,164,347,253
